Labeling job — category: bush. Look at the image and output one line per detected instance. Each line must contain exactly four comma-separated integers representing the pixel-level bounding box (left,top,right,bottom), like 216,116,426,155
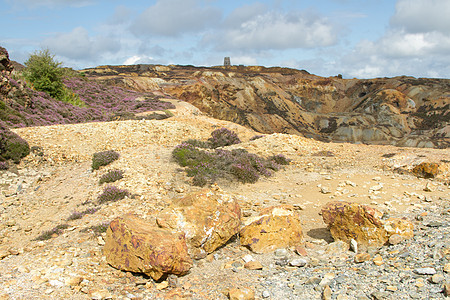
92,150,119,170
97,185,129,204
0,122,30,163
172,130,290,186
0,161,9,170
67,207,99,221
99,169,124,184
34,223,69,241
208,128,241,148
82,222,110,236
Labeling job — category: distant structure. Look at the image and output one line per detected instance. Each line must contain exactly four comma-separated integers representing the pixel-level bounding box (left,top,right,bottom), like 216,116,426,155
224,57,231,67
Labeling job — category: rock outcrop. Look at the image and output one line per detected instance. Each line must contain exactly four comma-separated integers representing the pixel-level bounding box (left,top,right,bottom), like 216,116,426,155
321,201,414,249
156,188,241,258
82,64,450,148
240,205,304,253
103,214,193,280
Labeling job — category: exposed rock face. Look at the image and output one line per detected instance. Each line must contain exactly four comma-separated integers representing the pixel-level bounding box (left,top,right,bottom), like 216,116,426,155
156,188,241,257
103,214,193,280
82,64,449,148
240,205,304,253
412,162,441,178
0,46,13,73
321,201,414,249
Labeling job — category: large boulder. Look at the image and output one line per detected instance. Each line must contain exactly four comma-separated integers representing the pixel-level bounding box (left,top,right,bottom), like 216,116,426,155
156,188,241,257
0,46,13,73
321,201,413,249
103,214,192,280
240,205,304,253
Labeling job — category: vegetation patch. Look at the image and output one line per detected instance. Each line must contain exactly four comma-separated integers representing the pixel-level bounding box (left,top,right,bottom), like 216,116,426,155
0,121,30,163
81,222,110,236
99,169,124,184
34,223,69,241
172,128,291,186
97,185,130,204
67,207,99,221
92,150,119,170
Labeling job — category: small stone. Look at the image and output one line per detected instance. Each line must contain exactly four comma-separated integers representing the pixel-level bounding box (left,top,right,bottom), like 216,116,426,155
388,234,404,245
295,246,308,256
430,274,445,284
354,253,371,263
350,239,357,253
262,291,270,298
373,254,383,266
319,273,335,287
371,291,390,300
443,263,450,273
274,248,288,258
386,286,397,292
228,287,255,300
156,281,169,290
415,278,425,288
244,261,263,270
242,254,254,263
0,249,9,260
48,279,64,288
321,187,331,194
414,267,436,275
424,182,434,192
444,282,450,297
289,258,307,267
65,276,83,286
97,236,105,245
372,177,381,181
322,285,332,300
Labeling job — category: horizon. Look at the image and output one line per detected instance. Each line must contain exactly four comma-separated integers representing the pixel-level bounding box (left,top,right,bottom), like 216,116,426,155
2,0,450,79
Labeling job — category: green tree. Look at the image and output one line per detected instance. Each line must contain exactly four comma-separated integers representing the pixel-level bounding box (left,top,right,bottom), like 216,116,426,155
23,49,65,99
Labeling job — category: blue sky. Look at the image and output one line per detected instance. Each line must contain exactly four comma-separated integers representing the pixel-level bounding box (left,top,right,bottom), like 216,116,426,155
1,0,450,78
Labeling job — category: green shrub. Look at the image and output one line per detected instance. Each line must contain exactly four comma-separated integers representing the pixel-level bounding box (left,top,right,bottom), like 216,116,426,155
99,169,124,184
92,150,119,170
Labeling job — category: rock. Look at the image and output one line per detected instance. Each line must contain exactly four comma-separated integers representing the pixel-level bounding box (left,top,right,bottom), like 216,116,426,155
321,201,413,249
350,239,358,253
244,261,263,270
412,162,440,179
325,240,349,256
262,291,270,298
240,205,304,253
444,282,450,297
289,258,307,267
424,182,434,192
156,281,169,290
228,287,255,300
388,234,404,245
65,276,83,286
156,188,241,256
430,274,445,284
372,254,383,266
414,267,436,275
444,263,450,273
354,253,371,263
103,214,193,280
322,285,332,300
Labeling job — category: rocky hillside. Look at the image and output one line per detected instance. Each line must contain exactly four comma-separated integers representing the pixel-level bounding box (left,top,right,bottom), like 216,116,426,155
83,64,450,149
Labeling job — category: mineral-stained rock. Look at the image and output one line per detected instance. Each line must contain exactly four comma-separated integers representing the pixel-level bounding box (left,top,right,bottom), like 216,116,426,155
103,214,192,280
228,287,255,300
156,188,241,256
240,205,304,253
321,201,413,249
412,162,440,178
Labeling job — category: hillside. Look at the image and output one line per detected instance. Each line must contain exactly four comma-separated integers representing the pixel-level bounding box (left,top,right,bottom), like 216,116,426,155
83,64,450,149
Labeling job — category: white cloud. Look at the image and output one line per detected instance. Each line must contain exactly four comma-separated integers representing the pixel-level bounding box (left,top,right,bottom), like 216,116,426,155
390,0,450,34
123,55,156,65
42,27,121,61
204,9,338,51
131,0,222,37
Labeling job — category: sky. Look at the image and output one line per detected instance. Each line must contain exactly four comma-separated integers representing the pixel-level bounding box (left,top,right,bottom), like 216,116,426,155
1,0,450,79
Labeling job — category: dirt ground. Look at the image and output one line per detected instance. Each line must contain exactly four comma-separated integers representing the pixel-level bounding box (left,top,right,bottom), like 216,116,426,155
1,99,449,299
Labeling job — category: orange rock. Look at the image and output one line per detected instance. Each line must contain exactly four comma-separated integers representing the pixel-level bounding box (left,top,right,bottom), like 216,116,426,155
321,201,413,249
157,189,241,256
228,287,255,300
103,214,192,280
412,162,440,178
240,205,304,253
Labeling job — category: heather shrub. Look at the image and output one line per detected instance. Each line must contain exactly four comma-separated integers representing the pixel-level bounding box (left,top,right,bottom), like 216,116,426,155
172,130,290,186
99,169,124,184
92,150,119,170
268,154,291,165
208,128,241,148
0,122,30,163
249,135,264,141
0,161,8,170
97,185,129,204
67,207,99,221
82,222,110,236
34,223,69,241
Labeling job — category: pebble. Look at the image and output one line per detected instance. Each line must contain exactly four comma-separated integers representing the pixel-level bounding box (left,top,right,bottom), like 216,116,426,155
354,253,370,263
262,290,270,298
414,267,436,275
229,287,255,300
430,274,444,284
244,261,263,270
322,285,331,300
289,258,307,267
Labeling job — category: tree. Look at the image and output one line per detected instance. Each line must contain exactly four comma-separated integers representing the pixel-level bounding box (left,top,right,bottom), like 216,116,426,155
23,49,65,100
